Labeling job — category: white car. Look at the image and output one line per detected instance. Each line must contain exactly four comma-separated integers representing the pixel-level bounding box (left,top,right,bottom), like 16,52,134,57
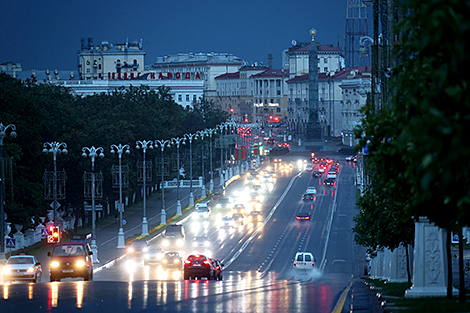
2,255,42,283
305,186,317,194
327,171,337,179
220,216,234,228
194,202,210,219
192,235,210,248
293,252,316,269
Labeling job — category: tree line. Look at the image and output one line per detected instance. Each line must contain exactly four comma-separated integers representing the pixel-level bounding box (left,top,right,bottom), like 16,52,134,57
352,0,470,300
0,73,229,231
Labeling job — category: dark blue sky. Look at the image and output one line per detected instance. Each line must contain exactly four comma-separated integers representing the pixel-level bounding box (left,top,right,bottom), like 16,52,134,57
0,0,367,71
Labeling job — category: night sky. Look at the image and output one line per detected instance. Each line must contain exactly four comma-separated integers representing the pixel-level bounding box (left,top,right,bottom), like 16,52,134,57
0,0,368,71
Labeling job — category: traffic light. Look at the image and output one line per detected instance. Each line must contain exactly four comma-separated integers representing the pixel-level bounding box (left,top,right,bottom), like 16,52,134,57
230,108,234,113
47,226,60,243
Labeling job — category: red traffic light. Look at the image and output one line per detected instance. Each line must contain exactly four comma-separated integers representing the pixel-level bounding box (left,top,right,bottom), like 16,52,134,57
269,115,273,119
230,108,234,113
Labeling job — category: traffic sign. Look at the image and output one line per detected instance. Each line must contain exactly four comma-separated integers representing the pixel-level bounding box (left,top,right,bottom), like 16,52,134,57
5,238,16,248
40,228,49,238
50,200,61,209
122,219,127,226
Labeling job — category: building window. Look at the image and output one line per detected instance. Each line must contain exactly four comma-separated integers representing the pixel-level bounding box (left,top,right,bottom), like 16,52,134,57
178,95,182,102
276,80,281,87
193,95,197,102
277,90,281,96
86,69,90,74
324,58,328,63
324,67,328,72
186,94,190,102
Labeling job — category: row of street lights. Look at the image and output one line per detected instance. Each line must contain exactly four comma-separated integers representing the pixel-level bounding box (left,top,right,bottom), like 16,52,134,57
0,121,253,263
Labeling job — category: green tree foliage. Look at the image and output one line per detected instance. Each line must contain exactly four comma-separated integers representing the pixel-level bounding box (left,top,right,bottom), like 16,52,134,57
0,75,228,230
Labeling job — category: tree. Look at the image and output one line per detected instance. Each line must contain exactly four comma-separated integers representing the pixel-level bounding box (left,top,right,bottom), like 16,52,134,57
354,0,470,301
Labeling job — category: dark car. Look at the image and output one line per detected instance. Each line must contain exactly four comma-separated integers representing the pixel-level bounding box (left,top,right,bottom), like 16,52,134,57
302,193,315,200
162,224,185,249
127,239,148,258
210,259,224,280
161,252,183,270
323,178,335,186
312,171,322,178
212,185,225,198
296,212,311,221
48,242,93,282
232,213,245,225
248,211,262,223
183,254,215,280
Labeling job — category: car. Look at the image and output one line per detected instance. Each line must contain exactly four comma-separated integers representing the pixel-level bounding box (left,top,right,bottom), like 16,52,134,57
192,235,210,248
327,171,337,179
220,216,234,228
144,246,164,265
249,192,261,203
250,184,263,193
194,202,211,219
161,252,183,270
318,167,325,173
48,241,93,282
127,239,149,257
312,171,322,178
215,197,232,210
345,155,355,161
184,254,215,280
247,211,262,223
293,252,316,269
323,178,335,186
296,212,311,221
232,213,245,225
306,186,317,194
210,259,224,280
162,224,185,248
305,164,314,171
2,254,42,283
212,185,225,198
302,193,315,200
233,203,247,214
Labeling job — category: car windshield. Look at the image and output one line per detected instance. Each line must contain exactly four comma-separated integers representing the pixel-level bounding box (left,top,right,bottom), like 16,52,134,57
8,257,34,264
165,252,179,258
131,241,147,248
53,245,86,256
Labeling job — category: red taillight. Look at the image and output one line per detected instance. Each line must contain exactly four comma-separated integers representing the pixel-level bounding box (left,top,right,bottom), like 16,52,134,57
312,262,315,265
184,260,191,265
296,216,300,220
203,260,211,265
306,216,310,220
293,262,297,267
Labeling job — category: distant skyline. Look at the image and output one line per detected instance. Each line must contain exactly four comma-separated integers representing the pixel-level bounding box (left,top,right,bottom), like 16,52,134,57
1,0,371,71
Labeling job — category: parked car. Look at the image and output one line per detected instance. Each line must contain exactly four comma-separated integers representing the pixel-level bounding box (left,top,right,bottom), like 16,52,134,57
2,255,42,283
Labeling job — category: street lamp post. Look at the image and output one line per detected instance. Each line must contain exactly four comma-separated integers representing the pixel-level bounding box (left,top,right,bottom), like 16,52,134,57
110,143,130,248
204,128,217,192
196,131,206,198
82,146,104,263
0,123,17,262
155,139,171,225
184,133,198,206
42,142,68,227
170,137,185,215
136,140,153,236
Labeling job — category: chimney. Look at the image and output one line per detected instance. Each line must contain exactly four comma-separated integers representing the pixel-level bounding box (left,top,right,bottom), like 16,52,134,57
268,54,273,69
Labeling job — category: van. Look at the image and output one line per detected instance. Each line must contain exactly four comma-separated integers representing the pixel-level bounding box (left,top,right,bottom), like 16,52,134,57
293,252,316,269
194,202,210,219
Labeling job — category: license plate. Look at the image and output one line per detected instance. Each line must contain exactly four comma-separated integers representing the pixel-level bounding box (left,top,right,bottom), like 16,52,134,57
12,272,24,276
63,269,74,273
193,264,201,267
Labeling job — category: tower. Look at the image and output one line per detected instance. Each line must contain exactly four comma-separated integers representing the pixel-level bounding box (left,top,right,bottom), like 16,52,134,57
307,28,322,139
345,0,369,67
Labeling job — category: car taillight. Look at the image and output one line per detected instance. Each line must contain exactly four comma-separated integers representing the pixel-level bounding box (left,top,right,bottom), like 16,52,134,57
306,216,310,220
203,260,211,265
296,216,300,220
184,260,191,265
293,262,297,267
312,262,315,265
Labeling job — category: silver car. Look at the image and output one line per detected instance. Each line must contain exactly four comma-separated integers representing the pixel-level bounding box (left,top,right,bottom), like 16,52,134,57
144,247,164,265
2,255,42,283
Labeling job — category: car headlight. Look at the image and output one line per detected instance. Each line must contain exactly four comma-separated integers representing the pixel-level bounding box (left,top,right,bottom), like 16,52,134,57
174,259,180,263
204,241,210,247
162,259,168,263
51,261,60,268
193,241,198,247
177,239,184,247
143,247,148,253
216,204,221,208
128,247,135,253
26,267,35,273
258,216,262,221
145,254,150,259
2,266,10,274
77,260,85,267
162,240,169,247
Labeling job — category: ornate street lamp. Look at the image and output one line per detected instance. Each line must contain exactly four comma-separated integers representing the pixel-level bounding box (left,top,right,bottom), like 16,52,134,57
184,133,198,206
110,143,130,248
196,130,206,198
204,128,218,192
82,146,104,263
136,140,153,236
0,123,16,262
42,142,68,227
155,139,171,225
170,136,185,215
